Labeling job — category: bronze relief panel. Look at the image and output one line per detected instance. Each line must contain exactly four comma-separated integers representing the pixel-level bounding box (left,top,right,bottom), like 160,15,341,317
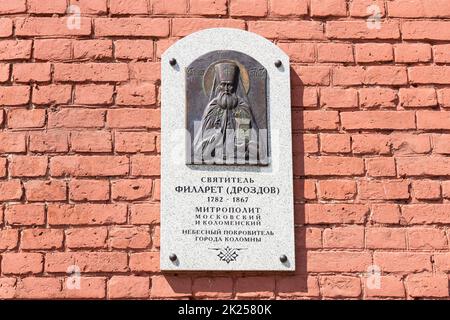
186,50,269,166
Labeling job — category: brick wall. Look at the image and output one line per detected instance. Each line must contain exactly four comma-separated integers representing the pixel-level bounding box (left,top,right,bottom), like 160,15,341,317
0,0,449,299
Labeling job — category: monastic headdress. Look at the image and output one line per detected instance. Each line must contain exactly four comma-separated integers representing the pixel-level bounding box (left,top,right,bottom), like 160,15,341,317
215,62,238,83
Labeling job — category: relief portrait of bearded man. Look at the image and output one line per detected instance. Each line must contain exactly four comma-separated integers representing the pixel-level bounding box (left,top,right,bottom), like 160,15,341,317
193,61,267,165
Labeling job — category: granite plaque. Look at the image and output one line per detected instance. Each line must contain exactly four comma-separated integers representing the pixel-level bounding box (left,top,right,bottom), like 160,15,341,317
161,28,295,271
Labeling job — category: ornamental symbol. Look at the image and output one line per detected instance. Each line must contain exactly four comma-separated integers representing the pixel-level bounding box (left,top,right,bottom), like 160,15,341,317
209,246,246,264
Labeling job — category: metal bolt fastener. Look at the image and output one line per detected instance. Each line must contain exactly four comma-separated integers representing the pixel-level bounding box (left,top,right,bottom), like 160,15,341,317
169,58,177,66
280,255,288,263
169,254,177,262
275,60,282,68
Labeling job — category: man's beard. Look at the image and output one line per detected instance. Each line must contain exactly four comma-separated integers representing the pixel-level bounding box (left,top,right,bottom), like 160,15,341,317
217,91,238,110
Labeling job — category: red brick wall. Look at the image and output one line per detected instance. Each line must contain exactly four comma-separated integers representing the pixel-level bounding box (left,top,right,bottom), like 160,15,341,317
0,0,449,299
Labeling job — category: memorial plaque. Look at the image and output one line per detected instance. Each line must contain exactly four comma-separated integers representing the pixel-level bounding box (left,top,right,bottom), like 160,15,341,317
161,28,295,271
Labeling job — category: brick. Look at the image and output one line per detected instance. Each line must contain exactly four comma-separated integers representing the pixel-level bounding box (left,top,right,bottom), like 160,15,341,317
230,0,267,17
0,63,9,82
62,277,106,299
34,39,72,61
109,226,151,249
24,180,67,202
320,134,351,153
365,276,405,298
129,62,160,82
434,253,450,272
390,133,431,155
410,66,450,85
269,0,308,16
130,203,160,225
131,155,160,176
323,226,364,249
278,43,315,63
318,180,356,200
292,66,330,86
65,227,108,249
29,131,69,153
296,227,322,249
311,0,347,17
248,21,324,40
403,21,450,40
320,88,358,109
115,40,153,60
173,18,245,37
0,180,23,201
189,0,226,15
359,180,410,200
73,40,113,60
0,157,5,177
374,252,431,273
8,109,46,129
33,85,72,105
320,276,361,298
109,0,148,14
48,204,127,225
50,156,129,177
10,156,47,177
400,88,437,108
70,131,112,153
21,229,63,250
0,278,16,299
293,134,319,154
69,179,110,202
366,228,406,249
152,226,160,249
108,276,149,299
352,134,390,154
327,21,400,39
5,204,45,226
0,40,32,60
438,89,450,108
308,251,371,272
434,135,450,154
48,109,105,129
54,63,128,82
107,109,160,129
305,204,369,224
303,156,364,176
365,66,408,85
0,86,30,105
16,277,61,299
235,276,275,299
193,277,233,299
0,18,12,37
95,18,169,37
333,66,365,86
293,111,338,130
74,84,113,105
317,43,353,63
116,83,156,106
16,17,91,36
0,229,18,250
129,252,159,272
13,63,51,83
293,179,317,202
444,182,450,199
371,204,401,224
355,43,393,63
0,0,26,14
388,0,450,18
350,0,385,17
408,228,447,250
115,132,156,153
156,38,178,58
1,253,43,274
112,179,152,201
342,111,415,130
434,45,450,63
417,111,450,130
69,0,108,14
277,275,320,298
395,43,431,63
27,0,67,13
152,0,187,14
150,276,191,299
366,158,396,177
406,273,449,298
412,180,441,200
45,252,128,273
402,204,450,224
0,132,26,153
